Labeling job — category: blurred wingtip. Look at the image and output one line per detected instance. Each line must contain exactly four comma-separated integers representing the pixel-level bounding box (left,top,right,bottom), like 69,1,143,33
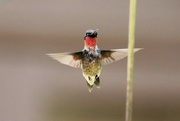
134,48,143,52
46,53,54,57
46,53,59,60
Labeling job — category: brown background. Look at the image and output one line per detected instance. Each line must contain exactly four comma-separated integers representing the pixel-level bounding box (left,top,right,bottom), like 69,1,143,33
0,0,180,121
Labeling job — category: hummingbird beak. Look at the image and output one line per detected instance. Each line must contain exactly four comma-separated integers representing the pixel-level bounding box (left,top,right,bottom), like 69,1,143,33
94,29,99,33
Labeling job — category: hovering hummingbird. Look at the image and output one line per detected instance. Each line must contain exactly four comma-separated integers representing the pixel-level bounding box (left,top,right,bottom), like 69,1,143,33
47,29,141,92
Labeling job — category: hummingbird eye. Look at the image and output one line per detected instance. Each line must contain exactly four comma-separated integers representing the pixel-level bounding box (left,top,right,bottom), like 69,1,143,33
86,32,92,35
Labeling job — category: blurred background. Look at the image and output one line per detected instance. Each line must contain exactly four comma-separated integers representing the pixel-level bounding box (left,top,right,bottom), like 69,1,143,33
0,0,180,121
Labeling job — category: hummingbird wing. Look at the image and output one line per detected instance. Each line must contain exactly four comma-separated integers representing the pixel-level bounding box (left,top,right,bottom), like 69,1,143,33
47,52,83,68
101,48,142,65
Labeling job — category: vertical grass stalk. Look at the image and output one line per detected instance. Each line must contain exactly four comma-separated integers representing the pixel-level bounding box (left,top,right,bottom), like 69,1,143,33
125,0,137,121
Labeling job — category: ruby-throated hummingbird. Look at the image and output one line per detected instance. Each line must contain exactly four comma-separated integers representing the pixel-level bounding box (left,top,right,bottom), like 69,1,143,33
47,29,141,92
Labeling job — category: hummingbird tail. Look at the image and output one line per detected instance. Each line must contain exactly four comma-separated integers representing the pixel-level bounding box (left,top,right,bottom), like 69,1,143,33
83,73,101,92
84,75,100,92
86,82,93,92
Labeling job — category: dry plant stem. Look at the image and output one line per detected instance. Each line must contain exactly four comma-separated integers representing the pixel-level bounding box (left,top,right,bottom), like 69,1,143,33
125,0,137,121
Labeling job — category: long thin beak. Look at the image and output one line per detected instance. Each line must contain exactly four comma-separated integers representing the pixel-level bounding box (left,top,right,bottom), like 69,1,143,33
95,29,99,33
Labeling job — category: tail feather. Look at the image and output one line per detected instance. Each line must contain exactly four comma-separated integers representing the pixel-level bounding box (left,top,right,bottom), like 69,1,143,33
86,82,93,92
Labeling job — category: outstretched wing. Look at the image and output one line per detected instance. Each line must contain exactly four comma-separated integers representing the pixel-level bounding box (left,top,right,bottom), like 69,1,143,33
47,51,83,68
101,48,142,65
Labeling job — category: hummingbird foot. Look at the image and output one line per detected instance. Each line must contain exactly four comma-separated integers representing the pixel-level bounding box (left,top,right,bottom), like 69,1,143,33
94,76,100,88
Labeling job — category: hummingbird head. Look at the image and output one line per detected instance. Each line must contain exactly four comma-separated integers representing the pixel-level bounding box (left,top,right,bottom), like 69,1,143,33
84,29,98,47
85,29,98,38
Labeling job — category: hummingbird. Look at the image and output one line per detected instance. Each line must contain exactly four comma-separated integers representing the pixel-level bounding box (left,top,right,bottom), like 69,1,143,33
47,29,141,92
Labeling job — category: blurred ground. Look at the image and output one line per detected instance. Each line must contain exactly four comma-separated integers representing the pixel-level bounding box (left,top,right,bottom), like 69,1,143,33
0,0,180,121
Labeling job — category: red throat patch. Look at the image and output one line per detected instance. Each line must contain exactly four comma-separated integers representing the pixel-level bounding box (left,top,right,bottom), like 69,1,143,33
85,37,97,47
